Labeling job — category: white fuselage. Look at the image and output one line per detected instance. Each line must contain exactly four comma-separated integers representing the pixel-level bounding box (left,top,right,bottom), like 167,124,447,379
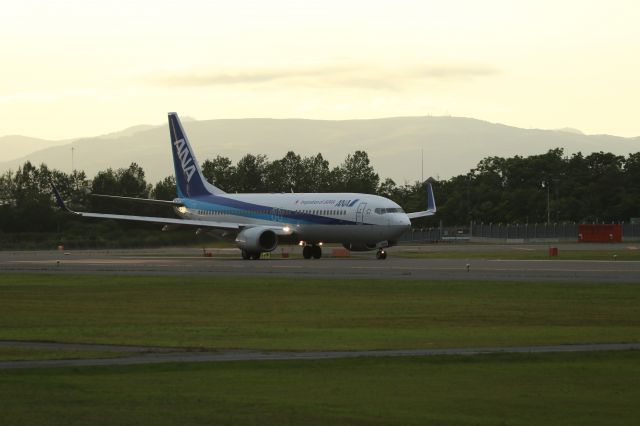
177,192,410,244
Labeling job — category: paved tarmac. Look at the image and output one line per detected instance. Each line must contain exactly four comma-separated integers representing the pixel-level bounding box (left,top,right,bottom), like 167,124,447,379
1,341,638,369
0,245,639,282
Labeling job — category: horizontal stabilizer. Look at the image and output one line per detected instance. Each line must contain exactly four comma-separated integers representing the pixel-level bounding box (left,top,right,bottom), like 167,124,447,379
90,193,183,207
71,211,240,230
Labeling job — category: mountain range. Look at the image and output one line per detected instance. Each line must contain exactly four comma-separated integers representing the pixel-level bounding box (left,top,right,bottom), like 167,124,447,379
1,116,639,185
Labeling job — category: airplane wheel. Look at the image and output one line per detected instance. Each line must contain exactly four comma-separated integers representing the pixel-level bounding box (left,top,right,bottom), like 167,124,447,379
250,252,261,260
241,250,251,260
312,245,322,259
303,246,312,259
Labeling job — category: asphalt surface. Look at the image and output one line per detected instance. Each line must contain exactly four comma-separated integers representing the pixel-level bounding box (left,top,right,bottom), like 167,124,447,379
1,245,639,282
1,341,638,369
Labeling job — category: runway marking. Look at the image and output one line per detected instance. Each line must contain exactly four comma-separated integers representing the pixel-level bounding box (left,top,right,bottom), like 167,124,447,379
488,259,640,264
9,259,176,265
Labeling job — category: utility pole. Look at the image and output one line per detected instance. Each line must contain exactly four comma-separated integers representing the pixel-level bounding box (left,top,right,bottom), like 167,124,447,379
542,180,550,225
546,182,550,225
71,146,75,171
421,148,424,182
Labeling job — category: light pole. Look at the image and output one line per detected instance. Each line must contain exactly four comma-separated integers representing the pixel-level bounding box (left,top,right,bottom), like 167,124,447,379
542,181,550,225
546,182,550,225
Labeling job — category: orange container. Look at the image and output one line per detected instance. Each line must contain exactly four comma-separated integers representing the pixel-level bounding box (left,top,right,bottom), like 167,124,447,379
578,224,622,242
331,248,350,257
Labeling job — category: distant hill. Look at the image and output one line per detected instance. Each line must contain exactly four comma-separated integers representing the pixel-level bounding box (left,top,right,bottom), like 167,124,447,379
1,116,639,184
0,135,71,163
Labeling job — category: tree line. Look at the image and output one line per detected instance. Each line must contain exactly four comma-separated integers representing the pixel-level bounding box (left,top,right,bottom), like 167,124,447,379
0,148,639,240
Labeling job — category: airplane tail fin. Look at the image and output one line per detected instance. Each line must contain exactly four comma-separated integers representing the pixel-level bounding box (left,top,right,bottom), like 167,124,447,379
168,112,226,198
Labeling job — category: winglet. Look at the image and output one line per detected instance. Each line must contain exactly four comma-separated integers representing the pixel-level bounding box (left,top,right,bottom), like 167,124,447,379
406,179,437,220
426,181,436,214
50,181,76,214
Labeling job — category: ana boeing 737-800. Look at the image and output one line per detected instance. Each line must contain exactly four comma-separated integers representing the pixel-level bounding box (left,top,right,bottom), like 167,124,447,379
52,113,436,260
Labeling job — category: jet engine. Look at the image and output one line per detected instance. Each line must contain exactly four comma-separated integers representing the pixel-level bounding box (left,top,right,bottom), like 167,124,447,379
235,227,278,253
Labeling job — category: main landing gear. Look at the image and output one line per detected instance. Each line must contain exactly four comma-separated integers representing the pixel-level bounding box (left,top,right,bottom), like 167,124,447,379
302,244,322,259
376,248,387,260
241,250,261,260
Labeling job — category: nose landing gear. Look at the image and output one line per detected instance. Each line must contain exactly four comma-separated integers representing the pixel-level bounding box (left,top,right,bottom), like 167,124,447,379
376,249,387,260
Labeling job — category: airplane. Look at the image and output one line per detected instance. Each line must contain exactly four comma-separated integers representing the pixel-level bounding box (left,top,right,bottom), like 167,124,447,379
52,112,436,260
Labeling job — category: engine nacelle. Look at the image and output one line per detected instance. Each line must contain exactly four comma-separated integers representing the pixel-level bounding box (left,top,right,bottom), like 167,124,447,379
235,227,278,253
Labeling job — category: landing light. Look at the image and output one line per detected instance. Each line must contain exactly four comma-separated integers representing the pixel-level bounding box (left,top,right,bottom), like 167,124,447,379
177,206,187,214
318,242,323,246
298,241,305,246
283,226,291,233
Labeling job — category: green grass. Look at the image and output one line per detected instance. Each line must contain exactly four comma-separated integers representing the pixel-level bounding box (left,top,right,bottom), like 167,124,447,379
395,248,640,260
0,347,126,361
1,274,638,351
1,351,639,425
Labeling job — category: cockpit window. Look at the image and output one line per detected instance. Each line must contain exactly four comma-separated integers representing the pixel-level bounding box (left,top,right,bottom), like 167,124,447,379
374,207,405,214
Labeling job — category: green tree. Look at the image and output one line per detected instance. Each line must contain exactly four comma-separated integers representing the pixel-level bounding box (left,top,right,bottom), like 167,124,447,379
151,176,177,201
235,154,268,192
377,178,398,200
332,151,379,194
265,151,304,193
90,163,150,215
117,163,150,198
201,156,237,192
584,152,625,221
300,153,332,192
5,162,56,232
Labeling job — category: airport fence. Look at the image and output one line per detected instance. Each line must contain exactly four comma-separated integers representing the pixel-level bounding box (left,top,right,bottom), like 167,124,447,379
400,223,640,243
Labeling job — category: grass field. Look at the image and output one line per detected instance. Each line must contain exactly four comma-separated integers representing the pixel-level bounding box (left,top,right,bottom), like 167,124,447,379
0,347,125,361
2,273,639,425
1,351,638,425
1,274,638,351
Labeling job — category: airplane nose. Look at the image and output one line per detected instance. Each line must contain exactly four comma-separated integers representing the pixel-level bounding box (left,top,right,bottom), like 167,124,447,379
398,214,411,228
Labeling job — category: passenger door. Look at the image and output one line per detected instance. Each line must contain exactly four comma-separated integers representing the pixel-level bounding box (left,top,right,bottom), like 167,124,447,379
356,202,367,224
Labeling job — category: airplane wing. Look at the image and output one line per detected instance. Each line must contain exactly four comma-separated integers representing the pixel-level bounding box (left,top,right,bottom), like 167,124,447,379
52,183,239,231
407,181,437,220
90,193,184,207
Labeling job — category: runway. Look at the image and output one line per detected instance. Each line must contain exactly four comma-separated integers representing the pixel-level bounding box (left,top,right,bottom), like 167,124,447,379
1,340,638,369
1,246,639,282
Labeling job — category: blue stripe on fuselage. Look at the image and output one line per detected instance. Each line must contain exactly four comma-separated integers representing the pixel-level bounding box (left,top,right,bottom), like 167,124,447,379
182,195,359,225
